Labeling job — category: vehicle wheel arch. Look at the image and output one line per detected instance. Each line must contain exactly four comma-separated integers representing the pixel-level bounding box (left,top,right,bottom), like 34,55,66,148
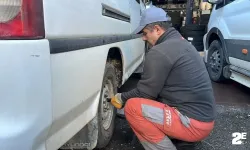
206,27,230,64
106,47,124,88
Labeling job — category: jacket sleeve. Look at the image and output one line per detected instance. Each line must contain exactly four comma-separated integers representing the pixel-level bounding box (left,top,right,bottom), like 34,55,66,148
121,50,173,101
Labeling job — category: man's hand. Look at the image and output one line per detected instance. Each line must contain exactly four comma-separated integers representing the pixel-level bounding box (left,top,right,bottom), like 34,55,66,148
110,93,124,109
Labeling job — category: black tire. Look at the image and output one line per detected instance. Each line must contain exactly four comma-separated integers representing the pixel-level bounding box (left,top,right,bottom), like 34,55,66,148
181,24,206,31
182,35,204,43
207,40,227,82
180,31,185,35
96,63,117,148
191,41,203,46
200,14,210,25
194,45,204,52
182,31,205,37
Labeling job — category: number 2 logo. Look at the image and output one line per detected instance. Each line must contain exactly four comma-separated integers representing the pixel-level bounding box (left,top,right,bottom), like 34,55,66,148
232,132,247,145
232,132,242,145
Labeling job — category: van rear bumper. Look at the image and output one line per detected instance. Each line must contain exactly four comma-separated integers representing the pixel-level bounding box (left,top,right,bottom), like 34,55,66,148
0,40,52,150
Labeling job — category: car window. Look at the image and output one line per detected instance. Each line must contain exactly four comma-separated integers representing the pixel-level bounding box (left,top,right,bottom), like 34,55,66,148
136,0,140,3
225,0,235,4
215,0,235,9
215,1,225,9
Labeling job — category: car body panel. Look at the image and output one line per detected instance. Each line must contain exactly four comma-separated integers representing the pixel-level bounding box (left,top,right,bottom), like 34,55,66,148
0,40,52,150
0,0,145,149
204,0,250,87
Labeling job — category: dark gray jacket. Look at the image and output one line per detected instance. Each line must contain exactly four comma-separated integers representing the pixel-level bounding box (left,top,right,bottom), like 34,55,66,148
121,27,216,122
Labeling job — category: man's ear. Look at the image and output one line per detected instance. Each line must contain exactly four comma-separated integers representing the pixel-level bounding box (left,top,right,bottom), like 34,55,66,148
154,25,164,35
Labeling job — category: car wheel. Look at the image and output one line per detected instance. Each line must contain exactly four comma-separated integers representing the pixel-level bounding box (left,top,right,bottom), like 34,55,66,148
207,40,227,82
96,63,117,148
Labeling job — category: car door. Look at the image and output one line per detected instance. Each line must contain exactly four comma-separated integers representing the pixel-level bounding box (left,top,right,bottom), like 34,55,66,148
219,0,250,71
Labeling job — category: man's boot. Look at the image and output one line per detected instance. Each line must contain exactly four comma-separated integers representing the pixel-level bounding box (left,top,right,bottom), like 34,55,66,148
171,139,199,150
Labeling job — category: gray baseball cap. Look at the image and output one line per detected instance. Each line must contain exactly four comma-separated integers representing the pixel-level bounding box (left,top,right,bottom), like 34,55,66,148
133,6,171,34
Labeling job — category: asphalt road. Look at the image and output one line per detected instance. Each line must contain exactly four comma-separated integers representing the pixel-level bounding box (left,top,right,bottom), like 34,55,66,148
100,75,250,150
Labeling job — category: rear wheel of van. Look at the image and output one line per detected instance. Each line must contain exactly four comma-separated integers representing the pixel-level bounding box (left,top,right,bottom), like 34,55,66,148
207,40,227,82
96,63,117,148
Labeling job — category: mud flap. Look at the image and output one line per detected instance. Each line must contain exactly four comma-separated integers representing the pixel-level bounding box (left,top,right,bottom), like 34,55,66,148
87,115,99,150
59,114,99,150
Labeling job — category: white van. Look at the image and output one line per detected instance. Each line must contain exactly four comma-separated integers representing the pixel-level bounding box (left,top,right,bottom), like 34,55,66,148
203,0,250,88
0,0,146,150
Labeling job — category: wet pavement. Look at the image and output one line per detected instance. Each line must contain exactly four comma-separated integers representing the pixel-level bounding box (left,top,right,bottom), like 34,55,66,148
100,75,250,150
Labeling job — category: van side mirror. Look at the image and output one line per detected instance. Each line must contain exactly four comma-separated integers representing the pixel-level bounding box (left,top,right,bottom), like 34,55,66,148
208,0,223,4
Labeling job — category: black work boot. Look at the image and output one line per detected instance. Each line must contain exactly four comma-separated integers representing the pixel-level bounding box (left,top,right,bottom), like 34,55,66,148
171,139,198,150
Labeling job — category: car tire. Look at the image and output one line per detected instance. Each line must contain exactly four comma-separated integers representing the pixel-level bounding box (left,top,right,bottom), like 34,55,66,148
182,31,205,37
191,41,203,46
181,24,206,31
181,33,204,42
180,25,206,38
194,45,204,52
96,63,117,148
207,40,227,82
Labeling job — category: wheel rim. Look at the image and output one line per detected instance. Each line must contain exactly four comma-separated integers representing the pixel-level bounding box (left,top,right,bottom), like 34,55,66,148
209,48,221,75
101,79,114,130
